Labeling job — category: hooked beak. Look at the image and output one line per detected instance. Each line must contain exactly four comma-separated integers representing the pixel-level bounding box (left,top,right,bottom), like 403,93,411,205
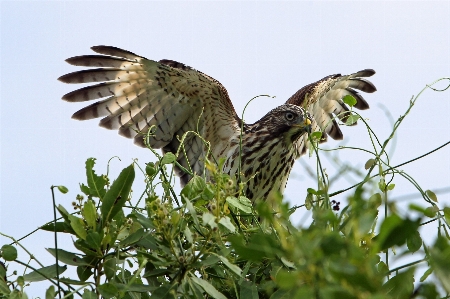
293,118,312,133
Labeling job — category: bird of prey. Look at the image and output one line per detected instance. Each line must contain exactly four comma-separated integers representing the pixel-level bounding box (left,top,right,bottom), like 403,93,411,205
59,46,376,201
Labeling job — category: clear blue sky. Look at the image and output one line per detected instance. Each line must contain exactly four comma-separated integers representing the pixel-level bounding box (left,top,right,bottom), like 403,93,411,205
1,1,449,295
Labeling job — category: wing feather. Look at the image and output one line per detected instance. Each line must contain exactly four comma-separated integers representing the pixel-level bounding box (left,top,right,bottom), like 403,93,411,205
65,55,136,68
61,46,240,185
286,69,376,156
59,69,147,84
91,45,143,60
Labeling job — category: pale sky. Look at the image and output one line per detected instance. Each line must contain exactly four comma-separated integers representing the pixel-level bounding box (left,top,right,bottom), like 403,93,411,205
1,1,450,296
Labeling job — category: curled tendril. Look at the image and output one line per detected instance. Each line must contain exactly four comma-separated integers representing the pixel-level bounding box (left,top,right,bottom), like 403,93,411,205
425,77,450,92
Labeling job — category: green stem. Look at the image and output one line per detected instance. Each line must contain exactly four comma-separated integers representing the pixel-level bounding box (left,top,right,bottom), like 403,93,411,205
50,186,62,299
386,258,427,275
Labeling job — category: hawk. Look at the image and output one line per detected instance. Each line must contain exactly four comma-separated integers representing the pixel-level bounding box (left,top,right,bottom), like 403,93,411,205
59,46,376,201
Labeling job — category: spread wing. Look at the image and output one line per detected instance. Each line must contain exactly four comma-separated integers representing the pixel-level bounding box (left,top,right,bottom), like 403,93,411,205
285,69,376,156
59,46,241,185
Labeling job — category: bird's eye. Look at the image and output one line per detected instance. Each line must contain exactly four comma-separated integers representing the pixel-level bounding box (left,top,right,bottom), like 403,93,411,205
285,112,295,121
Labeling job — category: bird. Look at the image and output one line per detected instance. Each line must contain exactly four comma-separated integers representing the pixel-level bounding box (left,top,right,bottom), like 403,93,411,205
59,46,376,201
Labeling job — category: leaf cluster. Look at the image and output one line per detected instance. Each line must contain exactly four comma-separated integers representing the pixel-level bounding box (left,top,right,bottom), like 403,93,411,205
0,155,449,298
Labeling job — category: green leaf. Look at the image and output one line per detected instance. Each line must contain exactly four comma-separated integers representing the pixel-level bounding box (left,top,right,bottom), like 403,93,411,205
377,261,389,275
136,234,159,250
101,163,135,223
120,228,146,247
409,203,431,217
444,207,450,224
10,289,28,299
85,232,102,250
132,212,156,229
213,253,242,276
184,226,193,243
68,215,87,240
226,196,252,213
368,193,382,208
73,239,97,256
228,233,281,262
343,95,357,107
374,214,420,251
305,193,313,210
0,277,10,294
189,278,206,298
191,276,227,299
23,264,67,282
280,257,295,269
85,158,107,198
378,179,386,192
80,183,90,196
295,287,314,298
82,200,97,230
82,289,97,299
184,197,201,229
181,176,207,199
56,185,68,194
307,188,317,195
116,283,156,292
46,248,90,266
145,162,157,177
161,152,177,165
382,268,415,298
40,221,73,234
345,114,359,125
59,277,91,286
426,190,438,202
1,245,17,261
16,276,24,287
406,231,422,252
269,288,297,299
387,183,395,191
275,270,297,289
424,206,439,218
420,267,433,282
202,212,217,229
218,216,236,233
143,268,173,279
56,204,71,222
416,283,439,299
239,196,252,207
240,280,259,299
150,283,176,298
103,257,117,280
319,286,356,299
357,210,378,236
310,131,322,141
201,184,215,201
364,158,376,170
77,266,92,282
98,282,118,299
200,255,220,267
429,236,450,292
0,263,6,281
45,286,56,299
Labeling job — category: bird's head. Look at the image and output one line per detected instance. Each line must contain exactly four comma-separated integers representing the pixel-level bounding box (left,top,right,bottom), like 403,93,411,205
252,104,312,143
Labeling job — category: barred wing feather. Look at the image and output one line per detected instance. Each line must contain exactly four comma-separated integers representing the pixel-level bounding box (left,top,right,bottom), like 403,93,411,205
285,69,376,156
59,46,240,185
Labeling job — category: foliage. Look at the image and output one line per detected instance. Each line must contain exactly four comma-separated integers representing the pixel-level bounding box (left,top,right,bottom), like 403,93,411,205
0,78,450,298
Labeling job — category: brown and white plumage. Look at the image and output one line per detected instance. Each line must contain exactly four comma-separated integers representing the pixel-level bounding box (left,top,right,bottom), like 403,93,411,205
60,46,376,201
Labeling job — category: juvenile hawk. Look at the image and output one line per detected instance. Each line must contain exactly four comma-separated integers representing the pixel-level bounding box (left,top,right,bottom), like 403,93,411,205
59,46,375,200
